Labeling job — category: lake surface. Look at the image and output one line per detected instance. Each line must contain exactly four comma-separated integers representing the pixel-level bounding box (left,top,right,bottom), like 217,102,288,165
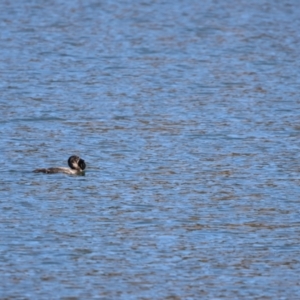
1,0,300,299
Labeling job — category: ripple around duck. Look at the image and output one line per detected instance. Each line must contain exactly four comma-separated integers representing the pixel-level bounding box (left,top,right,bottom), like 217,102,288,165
1,0,300,299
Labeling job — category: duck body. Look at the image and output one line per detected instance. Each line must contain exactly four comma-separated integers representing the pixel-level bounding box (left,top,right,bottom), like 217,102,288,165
34,156,86,175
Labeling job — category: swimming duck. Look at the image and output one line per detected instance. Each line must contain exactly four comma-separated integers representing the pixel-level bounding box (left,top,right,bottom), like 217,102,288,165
33,155,86,175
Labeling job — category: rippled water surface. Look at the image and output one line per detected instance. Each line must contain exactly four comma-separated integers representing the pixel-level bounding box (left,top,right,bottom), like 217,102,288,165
1,0,300,299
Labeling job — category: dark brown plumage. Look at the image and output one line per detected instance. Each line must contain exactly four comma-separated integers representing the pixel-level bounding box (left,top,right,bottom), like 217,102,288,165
34,155,86,175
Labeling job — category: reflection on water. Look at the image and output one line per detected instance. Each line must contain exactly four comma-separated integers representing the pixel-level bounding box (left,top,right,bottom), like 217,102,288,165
1,0,300,298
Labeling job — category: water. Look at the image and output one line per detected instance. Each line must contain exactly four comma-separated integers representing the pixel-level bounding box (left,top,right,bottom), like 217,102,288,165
1,0,300,299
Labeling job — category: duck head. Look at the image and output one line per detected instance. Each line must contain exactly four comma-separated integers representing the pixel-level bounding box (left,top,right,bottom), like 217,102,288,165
68,155,86,171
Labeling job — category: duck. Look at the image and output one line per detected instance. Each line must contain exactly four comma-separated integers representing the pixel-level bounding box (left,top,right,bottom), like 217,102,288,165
33,155,86,175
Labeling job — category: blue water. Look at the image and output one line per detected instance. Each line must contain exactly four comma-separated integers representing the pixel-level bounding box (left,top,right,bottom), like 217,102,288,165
1,0,300,299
